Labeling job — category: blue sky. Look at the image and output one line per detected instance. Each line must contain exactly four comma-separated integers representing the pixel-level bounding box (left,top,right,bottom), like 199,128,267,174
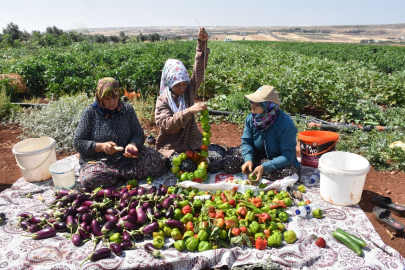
1,0,404,32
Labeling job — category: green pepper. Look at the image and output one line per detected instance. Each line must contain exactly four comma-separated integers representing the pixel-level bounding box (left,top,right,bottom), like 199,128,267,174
234,193,243,201
245,211,255,222
153,236,165,249
225,216,239,224
297,185,306,193
152,230,165,239
246,189,253,195
193,199,203,209
278,212,290,222
217,202,230,210
219,229,227,239
158,220,165,230
283,230,297,244
269,213,276,221
226,209,237,217
183,230,194,238
197,191,204,195
267,230,282,247
167,186,176,194
173,208,183,220
215,190,222,196
254,232,265,240
261,204,271,213
109,232,122,244
297,201,307,207
267,190,275,197
283,197,292,207
179,200,190,208
242,192,251,200
260,224,267,231
249,221,260,234
239,219,248,227
259,194,267,202
171,228,182,240
205,200,215,207
277,222,285,232
197,230,209,241
268,221,278,231
198,241,212,252
312,209,323,219
185,236,199,251
174,240,185,251
275,193,284,200
180,213,193,224
127,179,137,186
163,226,172,237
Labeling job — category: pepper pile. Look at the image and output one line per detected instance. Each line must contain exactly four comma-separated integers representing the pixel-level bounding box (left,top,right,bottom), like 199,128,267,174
170,109,212,183
15,182,298,265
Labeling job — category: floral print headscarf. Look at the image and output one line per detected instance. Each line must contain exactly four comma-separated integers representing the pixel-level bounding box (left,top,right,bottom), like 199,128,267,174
250,101,280,131
90,77,124,118
159,59,190,113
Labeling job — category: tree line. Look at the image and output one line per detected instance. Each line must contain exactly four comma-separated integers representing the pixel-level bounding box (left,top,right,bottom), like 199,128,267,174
0,22,167,48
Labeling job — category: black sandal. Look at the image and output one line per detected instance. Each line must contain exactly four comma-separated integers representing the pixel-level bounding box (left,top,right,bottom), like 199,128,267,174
371,195,405,216
373,207,405,234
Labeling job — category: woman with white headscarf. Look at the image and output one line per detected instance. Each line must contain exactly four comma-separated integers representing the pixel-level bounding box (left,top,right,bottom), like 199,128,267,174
155,27,209,158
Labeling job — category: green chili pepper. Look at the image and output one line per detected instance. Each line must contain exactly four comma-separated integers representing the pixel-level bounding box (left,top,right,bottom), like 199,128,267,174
217,202,230,210
153,236,165,249
283,230,297,244
198,241,212,252
109,232,122,244
185,236,199,252
249,221,260,234
174,240,185,251
171,228,182,240
267,230,282,247
197,230,209,242
173,208,183,220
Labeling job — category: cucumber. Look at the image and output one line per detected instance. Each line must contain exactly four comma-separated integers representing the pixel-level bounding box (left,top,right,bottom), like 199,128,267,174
337,228,367,248
333,230,363,256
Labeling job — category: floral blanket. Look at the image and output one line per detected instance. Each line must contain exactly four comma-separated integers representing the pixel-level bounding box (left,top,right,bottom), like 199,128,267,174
0,155,404,270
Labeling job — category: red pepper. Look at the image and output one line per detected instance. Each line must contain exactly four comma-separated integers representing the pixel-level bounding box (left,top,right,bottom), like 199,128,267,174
240,226,248,234
215,210,225,219
255,212,271,223
237,206,247,216
231,227,241,236
186,221,194,231
312,235,326,248
237,216,242,221
229,199,236,208
182,205,192,215
270,201,287,209
255,236,267,250
305,200,311,205
273,190,278,195
209,212,216,218
193,178,202,183
251,197,262,208
263,229,270,239
208,206,216,213
221,192,228,203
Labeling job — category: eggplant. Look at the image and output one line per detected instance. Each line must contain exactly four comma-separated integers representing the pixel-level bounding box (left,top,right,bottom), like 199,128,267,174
119,221,139,230
82,187,92,193
162,197,173,209
112,191,121,199
30,216,47,226
63,207,77,221
121,193,129,201
40,213,51,219
121,187,128,195
120,241,136,250
72,199,81,208
55,189,70,197
137,187,145,196
148,186,157,195
119,200,127,209
101,221,116,235
127,148,138,156
120,215,137,224
169,194,182,200
128,188,138,197
105,214,119,224
81,213,93,224
156,186,162,197
61,194,78,202
133,233,144,241
20,220,31,231
129,201,139,209
165,205,174,219
136,207,147,224
48,218,57,224
80,248,112,266
154,211,162,219
66,216,77,233
77,194,91,202
156,203,164,211
18,212,33,219
109,242,123,256
164,220,184,230
144,243,166,259
80,222,87,230
118,208,128,218
72,232,82,246
23,227,56,240
53,210,64,219
86,226,92,234
91,220,103,237
76,206,90,214
142,202,151,210
78,227,88,240
97,189,112,198
159,185,168,196
128,208,137,217
55,200,66,208
105,209,119,215
53,195,61,202
53,222,68,232
81,200,95,207
123,230,132,242
138,222,159,235
29,224,42,233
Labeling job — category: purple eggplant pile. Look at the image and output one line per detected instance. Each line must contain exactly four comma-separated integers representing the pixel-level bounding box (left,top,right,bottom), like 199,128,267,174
15,184,179,265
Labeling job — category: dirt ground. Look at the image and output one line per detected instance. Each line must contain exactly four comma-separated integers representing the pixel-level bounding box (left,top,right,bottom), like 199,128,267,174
1,123,404,258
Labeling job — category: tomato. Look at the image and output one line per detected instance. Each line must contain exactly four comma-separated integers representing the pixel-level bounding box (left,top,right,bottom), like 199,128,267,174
186,150,194,159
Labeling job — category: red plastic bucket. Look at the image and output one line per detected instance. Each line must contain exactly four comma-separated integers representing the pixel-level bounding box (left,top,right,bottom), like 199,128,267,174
298,130,339,168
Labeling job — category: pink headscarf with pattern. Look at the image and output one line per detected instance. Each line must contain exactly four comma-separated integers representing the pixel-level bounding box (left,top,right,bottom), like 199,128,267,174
159,59,190,113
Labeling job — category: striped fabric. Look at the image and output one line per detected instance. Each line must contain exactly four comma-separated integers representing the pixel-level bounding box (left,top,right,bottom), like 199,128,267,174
155,40,210,158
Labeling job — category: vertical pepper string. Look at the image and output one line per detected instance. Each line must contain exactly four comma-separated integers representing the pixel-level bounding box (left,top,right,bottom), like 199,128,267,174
196,19,206,103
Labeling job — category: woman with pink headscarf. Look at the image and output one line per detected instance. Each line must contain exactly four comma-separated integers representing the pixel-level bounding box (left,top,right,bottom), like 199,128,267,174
155,27,209,159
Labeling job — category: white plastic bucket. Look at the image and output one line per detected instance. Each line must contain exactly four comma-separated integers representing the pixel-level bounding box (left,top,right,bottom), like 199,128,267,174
12,137,57,182
49,161,76,189
318,151,370,206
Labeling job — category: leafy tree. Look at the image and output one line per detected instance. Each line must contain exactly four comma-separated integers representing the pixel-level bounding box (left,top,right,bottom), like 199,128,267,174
109,35,119,43
137,33,147,42
93,34,107,43
148,33,161,42
46,26,64,37
119,31,128,43
2,22,22,41
20,30,31,41
0,34,15,48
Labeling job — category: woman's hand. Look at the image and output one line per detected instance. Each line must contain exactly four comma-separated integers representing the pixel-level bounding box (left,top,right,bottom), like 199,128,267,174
189,102,207,114
241,161,253,175
198,27,208,42
124,144,138,158
102,142,117,155
251,165,264,180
